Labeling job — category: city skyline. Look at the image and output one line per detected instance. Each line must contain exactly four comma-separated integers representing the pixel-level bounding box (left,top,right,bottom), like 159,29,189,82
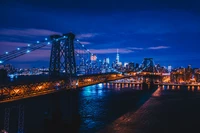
0,0,200,68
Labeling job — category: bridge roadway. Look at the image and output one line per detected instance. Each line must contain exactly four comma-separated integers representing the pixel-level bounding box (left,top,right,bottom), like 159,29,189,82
0,73,131,103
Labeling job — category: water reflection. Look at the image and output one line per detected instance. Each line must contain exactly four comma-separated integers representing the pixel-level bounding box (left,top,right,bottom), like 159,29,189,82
79,83,151,133
82,84,105,97
152,87,162,97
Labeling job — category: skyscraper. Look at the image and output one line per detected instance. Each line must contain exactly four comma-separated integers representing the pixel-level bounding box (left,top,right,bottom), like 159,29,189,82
168,65,172,73
116,49,119,65
105,58,110,64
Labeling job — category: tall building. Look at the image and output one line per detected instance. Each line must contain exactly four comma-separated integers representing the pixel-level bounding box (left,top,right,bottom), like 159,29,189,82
185,65,192,81
4,64,15,73
168,65,172,73
135,63,139,69
116,49,119,65
124,62,128,67
128,62,135,70
105,58,110,64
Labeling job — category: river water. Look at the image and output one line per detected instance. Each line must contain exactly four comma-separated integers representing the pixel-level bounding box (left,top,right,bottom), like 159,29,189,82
0,83,155,133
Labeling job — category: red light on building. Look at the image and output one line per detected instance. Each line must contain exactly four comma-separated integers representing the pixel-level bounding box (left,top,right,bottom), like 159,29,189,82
91,54,97,61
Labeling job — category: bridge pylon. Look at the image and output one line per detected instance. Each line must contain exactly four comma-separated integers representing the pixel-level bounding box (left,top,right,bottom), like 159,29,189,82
141,58,158,73
49,33,77,86
4,104,24,133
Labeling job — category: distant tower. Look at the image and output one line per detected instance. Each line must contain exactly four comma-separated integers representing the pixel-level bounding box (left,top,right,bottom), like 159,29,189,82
116,49,119,65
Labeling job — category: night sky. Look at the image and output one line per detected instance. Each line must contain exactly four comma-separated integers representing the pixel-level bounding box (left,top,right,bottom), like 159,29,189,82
0,0,200,68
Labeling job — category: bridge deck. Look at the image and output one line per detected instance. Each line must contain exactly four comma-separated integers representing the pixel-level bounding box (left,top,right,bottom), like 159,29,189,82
0,74,130,103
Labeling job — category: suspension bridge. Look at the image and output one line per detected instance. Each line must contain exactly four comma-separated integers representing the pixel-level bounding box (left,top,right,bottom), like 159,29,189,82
0,32,160,103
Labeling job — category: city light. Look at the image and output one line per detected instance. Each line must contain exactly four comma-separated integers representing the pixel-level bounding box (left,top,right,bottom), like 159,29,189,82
28,44,30,47
47,42,50,45
37,41,39,43
82,45,84,47
0,60,3,63
26,50,30,53
17,48,20,50
77,39,79,41
98,83,103,87
5,52,8,54
45,38,48,40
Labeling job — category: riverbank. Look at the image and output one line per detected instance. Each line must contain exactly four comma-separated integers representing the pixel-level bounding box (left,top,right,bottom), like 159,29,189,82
99,87,200,133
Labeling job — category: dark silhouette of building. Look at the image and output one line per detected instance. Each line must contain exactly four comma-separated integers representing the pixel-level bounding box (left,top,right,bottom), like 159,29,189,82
0,69,8,83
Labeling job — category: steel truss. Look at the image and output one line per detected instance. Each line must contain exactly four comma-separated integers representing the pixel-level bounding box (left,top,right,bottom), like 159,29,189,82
0,80,66,103
4,107,10,132
49,33,77,88
18,104,24,133
4,104,24,133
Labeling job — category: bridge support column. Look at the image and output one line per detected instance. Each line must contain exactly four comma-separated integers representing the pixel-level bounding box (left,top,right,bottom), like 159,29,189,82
142,82,148,89
4,107,10,132
3,105,24,133
143,77,147,83
45,91,80,133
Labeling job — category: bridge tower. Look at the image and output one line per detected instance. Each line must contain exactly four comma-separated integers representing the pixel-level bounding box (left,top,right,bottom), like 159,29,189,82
4,105,24,133
49,33,77,84
141,58,161,88
141,58,157,73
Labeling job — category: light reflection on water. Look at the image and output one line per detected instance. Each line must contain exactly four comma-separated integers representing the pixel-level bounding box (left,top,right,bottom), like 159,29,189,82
79,83,152,133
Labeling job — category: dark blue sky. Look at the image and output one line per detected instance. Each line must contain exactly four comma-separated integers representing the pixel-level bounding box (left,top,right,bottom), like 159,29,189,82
0,0,200,68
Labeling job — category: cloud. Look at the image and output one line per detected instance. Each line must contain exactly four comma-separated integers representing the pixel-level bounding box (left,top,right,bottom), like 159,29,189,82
0,41,51,53
128,47,144,50
89,48,133,54
0,41,28,53
0,41,27,47
79,41,91,45
76,33,98,39
147,46,170,50
0,28,61,37
12,49,51,61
